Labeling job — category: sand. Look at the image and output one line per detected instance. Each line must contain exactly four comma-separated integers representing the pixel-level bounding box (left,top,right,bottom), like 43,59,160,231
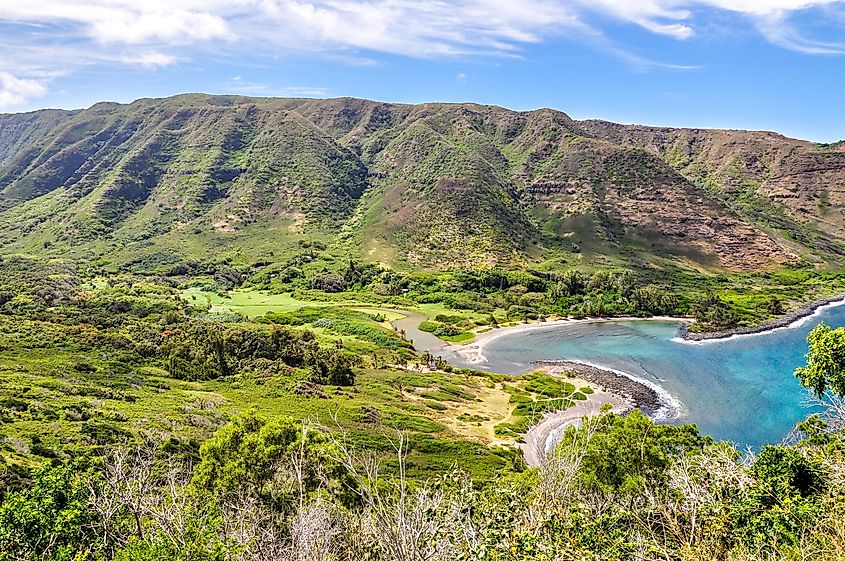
450,315,689,364
520,382,630,467
445,317,692,466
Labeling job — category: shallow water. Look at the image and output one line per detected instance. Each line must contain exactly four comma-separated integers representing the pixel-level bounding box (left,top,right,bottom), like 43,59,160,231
441,303,845,448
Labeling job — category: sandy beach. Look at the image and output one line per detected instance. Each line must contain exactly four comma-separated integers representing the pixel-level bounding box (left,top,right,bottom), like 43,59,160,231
518,360,687,466
450,315,690,364
438,301,844,466
443,318,690,466
520,382,629,467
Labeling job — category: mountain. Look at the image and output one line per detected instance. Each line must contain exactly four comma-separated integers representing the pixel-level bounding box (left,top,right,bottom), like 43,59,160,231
0,94,842,272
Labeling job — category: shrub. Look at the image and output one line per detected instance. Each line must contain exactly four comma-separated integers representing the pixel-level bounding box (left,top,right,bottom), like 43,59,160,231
309,274,347,293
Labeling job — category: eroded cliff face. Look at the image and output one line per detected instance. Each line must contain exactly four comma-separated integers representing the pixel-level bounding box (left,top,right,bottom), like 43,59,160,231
0,95,840,270
515,137,794,272
578,121,845,254
759,150,845,239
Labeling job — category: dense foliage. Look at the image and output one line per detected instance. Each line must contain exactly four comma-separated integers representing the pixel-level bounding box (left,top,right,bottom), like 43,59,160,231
2,254,845,559
1,402,844,561
796,323,845,397
248,252,845,334
3,95,845,559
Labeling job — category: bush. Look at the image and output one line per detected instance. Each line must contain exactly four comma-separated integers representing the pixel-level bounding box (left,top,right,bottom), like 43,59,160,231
0,463,94,561
506,305,539,321
309,274,347,293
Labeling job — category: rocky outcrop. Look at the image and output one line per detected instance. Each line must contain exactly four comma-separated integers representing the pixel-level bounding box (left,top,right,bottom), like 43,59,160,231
532,360,664,415
680,293,845,341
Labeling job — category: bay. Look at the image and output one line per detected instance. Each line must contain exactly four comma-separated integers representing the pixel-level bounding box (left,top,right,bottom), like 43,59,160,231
439,302,845,447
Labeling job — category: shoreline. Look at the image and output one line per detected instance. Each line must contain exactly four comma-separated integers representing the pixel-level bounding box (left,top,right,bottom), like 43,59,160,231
520,383,629,467
450,315,689,364
531,360,682,420
519,361,683,467
422,296,845,466
677,293,845,344
438,291,845,354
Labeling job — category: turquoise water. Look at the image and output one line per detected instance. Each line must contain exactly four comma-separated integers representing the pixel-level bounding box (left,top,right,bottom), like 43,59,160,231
442,302,845,447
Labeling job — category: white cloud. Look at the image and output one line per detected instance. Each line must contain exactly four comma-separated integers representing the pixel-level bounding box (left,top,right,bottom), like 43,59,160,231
0,2,235,44
699,1,842,17
576,1,695,39
1,1,843,60
0,0,843,106
249,0,588,57
90,10,232,45
225,78,328,96
754,10,845,53
4,2,841,56
573,0,845,47
121,51,179,68
0,73,48,109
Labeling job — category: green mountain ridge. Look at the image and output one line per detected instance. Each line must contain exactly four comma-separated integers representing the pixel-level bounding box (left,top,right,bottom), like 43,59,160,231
1,93,843,272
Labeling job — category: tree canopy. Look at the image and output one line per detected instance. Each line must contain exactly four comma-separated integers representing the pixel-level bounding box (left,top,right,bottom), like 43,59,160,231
795,323,845,397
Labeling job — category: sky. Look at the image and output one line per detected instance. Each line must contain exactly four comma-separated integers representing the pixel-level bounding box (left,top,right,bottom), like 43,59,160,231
1,1,844,142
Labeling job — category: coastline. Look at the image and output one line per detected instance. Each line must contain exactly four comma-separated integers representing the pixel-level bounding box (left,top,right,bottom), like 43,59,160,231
519,361,683,467
532,360,682,420
677,293,845,344
520,383,629,467
450,315,689,364
445,317,686,467
436,291,845,354
429,297,845,465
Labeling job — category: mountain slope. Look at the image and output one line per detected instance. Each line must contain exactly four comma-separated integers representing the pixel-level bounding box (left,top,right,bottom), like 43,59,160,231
0,94,841,272
579,121,845,256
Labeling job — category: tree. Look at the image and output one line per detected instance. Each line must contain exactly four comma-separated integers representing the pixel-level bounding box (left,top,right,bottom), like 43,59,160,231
628,285,678,316
91,445,224,561
795,323,845,397
750,445,824,500
0,463,95,561
309,273,346,293
731,445,827,550
557,270,585,297
309,350,356,386
191,413,346,509
557,410,710,499
692,291,740,331
764,295,784,316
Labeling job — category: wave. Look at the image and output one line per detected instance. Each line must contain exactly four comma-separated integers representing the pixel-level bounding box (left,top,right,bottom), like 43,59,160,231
570,359,683,421
673,297,845,346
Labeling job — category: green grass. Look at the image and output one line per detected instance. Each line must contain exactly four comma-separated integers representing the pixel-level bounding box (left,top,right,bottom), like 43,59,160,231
181,288,315,317
491,373,594,438
0,339,515,479
4,252,845,483
442,332,475,343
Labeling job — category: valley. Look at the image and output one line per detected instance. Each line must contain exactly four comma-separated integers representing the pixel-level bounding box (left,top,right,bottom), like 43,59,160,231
2,94,845,560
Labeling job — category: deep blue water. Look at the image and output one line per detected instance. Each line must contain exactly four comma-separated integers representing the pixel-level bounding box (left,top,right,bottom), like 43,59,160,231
443,302,845,448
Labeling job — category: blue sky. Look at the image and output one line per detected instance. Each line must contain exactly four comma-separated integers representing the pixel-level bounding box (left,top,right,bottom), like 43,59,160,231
1,1,844,142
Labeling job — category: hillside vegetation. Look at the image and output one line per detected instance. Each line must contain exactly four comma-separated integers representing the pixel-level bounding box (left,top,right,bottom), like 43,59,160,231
2,96,845,560
1,94,843,272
